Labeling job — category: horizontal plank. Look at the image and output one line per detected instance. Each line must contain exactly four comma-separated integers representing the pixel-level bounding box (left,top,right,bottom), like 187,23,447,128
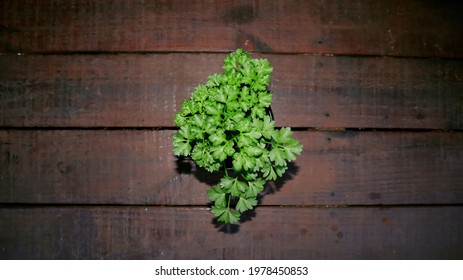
1,130,462,205
1,54,462,129
1,0,462,57
0,206,462,259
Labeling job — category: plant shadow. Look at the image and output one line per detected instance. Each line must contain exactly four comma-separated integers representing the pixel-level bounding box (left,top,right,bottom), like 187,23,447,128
261,161,300,196
175,156,300,234
175,156,222,186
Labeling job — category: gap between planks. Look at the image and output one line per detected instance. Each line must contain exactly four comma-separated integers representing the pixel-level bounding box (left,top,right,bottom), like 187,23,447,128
2,203,463,209
0,127,461,133
6,50,463,60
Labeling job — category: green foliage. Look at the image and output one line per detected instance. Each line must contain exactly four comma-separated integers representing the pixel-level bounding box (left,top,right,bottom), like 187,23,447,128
173,49,303,223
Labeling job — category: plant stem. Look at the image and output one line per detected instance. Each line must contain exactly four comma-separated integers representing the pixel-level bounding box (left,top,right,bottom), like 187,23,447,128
224,164,229,177
261,139,274,146
227,193,231,211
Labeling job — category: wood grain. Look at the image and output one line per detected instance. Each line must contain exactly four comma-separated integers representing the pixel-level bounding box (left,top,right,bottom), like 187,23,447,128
1,130,462,205
1,0,462,57
1,206,461,259
1,0,462,261
1,54,462,129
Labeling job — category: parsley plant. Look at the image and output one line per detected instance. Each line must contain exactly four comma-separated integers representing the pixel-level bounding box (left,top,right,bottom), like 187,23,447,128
173,49,302,223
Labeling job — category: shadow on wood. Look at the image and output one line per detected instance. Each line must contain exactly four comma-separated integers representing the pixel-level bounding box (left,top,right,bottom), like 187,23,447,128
175,156,301,233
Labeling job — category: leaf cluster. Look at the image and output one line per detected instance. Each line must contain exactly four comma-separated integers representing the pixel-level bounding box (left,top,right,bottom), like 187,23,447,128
173,49,302,223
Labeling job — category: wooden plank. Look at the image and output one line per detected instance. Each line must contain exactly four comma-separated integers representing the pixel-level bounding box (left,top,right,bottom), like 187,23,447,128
0,206,461,259
1,130,462,205
1,54,462,129
1,0,462,57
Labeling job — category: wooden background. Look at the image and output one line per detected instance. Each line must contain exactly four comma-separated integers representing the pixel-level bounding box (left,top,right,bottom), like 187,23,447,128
1,0,462,259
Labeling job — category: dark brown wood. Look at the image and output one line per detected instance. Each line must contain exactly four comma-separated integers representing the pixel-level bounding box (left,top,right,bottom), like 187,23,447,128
1,0,462,57
1,0,462,261
1,130,462,205
1,206,462,259
1,54,462,129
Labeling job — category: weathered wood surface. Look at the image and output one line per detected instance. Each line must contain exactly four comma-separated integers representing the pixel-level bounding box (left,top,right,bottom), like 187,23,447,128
1,206,462,259
1,0,462,260
1,0,462,57
1,54,462,129
1,130,462,205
